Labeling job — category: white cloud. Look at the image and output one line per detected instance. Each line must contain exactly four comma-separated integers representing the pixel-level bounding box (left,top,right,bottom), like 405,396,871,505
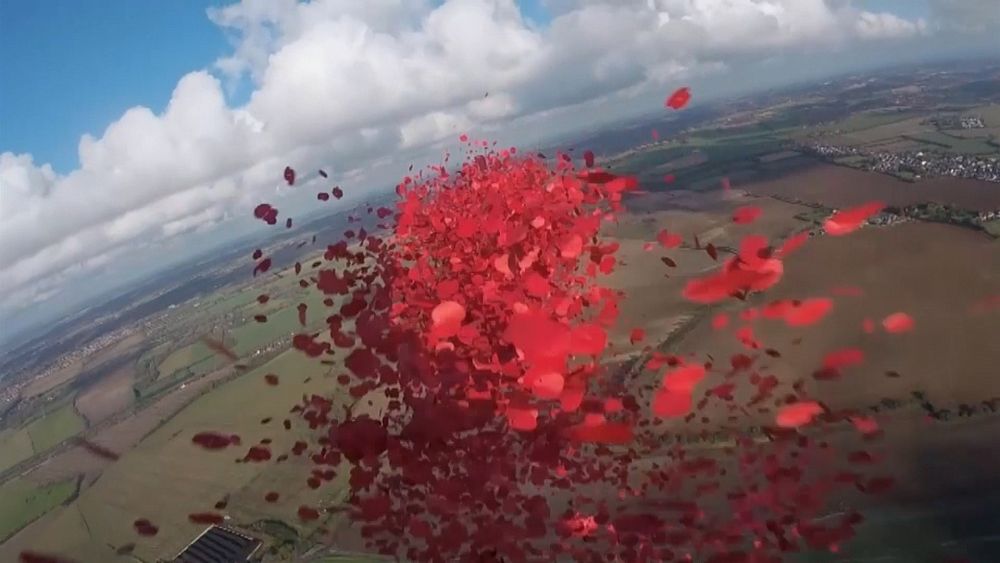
0,153,59,204
855,11,927,39
0,0,959,323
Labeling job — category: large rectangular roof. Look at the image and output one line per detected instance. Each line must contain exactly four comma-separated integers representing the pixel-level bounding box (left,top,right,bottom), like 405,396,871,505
173,525,262,563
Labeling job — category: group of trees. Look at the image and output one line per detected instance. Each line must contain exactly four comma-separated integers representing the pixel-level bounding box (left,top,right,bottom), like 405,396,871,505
865,389,1000,421
894,203,981,230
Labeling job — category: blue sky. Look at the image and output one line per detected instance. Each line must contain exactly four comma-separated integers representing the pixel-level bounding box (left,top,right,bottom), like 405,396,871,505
0,0,235,173
512,0,551,25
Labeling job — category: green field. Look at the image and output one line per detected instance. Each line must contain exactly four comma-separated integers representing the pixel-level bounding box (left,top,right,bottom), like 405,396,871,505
833,154,870,167
983,219,1000,238
196,259,325,318
0,428,35,473
614,128,788,193
156,341,219,381
230,289,330,356
0,478,76,541
972,103,1000,129
136,341,173,377
25,403,86,453
820,110,921,134
197,289,264,317
152,290,332,383
810,105,1000,155
832,116,929,146
905,131,998,155
10,341,370,562
152,262,333,384
613,125,788,173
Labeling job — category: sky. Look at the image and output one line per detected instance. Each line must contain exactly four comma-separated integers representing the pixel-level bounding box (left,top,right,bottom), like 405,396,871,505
1,0,998,345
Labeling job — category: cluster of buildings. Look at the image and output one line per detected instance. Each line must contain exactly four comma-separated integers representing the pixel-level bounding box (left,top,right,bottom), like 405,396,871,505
863,204,997,229
251,336,290,358
927,114,986,130
960,116,986,129
866,211,907,227
37,326,128,375
804,143,1000,183
172,525,262,562
0,385,20,412
872,151,1000,183
804,144,862,159
1,324,140,407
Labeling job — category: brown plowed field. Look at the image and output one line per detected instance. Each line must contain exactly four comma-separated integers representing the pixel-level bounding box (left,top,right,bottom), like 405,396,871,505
742,162,1000,211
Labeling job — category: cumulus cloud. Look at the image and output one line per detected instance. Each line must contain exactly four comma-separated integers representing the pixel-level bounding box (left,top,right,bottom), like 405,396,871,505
0,0,953,322
0,153,59,208
855,11,927,39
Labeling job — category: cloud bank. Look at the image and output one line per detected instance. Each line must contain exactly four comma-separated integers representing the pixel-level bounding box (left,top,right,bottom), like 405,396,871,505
0,0,984,334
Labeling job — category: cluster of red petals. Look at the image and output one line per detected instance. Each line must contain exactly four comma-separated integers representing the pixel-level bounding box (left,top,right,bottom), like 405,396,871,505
253,148,663,560
266,148,887,560
170,141,900,563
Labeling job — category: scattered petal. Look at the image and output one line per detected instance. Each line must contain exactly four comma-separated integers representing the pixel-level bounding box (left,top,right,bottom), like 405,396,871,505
133,518,159,537
732,206,762,225
653,389,692,418
823,348,865,371
629,328,646,344
657,230,682,249
569,422,633,444
776,401,824,428
824,201,884,236
665,87,692,110
849,416,880,435
882,312,915,333
784,298,834,327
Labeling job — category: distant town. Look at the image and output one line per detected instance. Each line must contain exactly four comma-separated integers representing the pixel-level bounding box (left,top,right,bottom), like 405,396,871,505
926,115,987,130
803,143,1000,184
0,323,140,414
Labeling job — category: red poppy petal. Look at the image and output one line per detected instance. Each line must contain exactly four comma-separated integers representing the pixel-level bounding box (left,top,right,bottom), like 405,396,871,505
882,312,915,333
776,401,824,428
